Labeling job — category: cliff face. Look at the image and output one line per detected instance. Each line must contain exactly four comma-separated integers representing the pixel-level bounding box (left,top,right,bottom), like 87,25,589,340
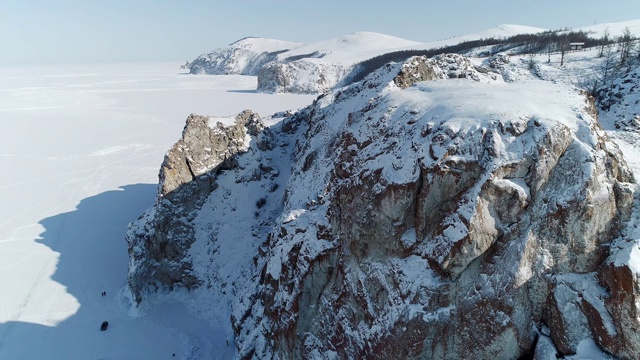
127,110,272,304
189,32,423,94
256,60,349,95
188,37,300,75
256,53,496,95
128,55,639,359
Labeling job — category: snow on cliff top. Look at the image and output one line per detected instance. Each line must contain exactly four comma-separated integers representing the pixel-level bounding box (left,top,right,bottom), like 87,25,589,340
273,25,546,65
197,19,640,73
398,24,547,53
453,24,547,41
276,31,422,63
226,36,302,53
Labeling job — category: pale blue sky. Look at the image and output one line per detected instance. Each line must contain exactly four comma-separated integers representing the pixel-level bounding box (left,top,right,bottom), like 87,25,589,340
0,0,638,65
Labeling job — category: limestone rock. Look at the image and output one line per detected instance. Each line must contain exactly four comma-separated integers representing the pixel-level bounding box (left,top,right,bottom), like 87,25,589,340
257,60,349,94
127,110,269,304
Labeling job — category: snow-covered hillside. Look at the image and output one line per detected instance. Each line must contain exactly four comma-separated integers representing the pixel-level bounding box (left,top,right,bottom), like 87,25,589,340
189,20,640,96
189,37,301,75
129,40,640,358
575,19,640,38
189,25,549,94
274,31,422,63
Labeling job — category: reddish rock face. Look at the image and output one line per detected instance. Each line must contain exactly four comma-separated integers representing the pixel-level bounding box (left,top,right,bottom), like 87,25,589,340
251,58,635,359
597,255,640,359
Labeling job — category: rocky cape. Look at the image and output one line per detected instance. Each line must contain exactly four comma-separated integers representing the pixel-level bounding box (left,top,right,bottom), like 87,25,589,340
128,53,640,359
188,32,421,94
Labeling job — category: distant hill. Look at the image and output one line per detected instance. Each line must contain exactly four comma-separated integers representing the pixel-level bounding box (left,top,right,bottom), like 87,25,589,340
188,19,640,94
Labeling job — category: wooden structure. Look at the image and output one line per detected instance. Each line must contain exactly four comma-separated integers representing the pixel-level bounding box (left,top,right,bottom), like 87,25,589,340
569,42,585,51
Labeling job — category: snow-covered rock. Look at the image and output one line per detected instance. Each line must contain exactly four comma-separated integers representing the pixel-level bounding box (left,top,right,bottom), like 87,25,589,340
189,37,300,75
257,60,349,94
191,26,548,94
128,54,640,359
127,110,271,304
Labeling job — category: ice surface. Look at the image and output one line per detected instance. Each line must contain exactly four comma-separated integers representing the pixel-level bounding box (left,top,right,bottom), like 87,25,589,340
0,62,314,359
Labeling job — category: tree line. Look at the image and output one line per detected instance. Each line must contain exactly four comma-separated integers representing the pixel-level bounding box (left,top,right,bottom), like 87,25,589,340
584,27,639,109
344,27,638,87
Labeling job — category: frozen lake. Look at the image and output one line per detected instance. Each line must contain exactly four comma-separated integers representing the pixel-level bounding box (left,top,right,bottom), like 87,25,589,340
0,62,314,359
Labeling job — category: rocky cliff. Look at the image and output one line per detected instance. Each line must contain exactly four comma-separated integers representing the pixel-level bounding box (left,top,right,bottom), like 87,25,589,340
256,60,349,95
189,32,422,94
127,110,273,304
189,37,300,75
128,54,640,359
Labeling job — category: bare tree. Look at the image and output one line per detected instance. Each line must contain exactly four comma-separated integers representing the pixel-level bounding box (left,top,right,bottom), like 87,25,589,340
576,43,622,105
599,27,610,57
618,27,633,66
546,41,554,63
527,53,537,70
596,44,621,109
558,35,570,66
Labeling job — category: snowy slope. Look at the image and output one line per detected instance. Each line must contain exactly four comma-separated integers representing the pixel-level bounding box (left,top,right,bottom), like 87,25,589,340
189,37,302,75
520,44,640,179
275,31,422,63
190,25,547,94
191,20,640,95
403,24,547,51
575,19,640,38
228,37,301,53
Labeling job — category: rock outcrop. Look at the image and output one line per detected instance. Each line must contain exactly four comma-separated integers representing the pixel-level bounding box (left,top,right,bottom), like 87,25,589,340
128,55,639,359
127,110,272,304
189,37,299,75
189,32,423,94
257,60,349,94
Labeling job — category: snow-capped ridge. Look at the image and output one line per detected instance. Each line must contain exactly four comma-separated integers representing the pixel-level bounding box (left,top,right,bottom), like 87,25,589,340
277,31,422,61
226,36,301,53
575,19,640,38
189,20,640,94
457,24,547,40
188,37,300,75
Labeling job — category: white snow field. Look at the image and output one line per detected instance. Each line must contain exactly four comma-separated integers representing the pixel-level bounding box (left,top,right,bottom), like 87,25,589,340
0,62,314,359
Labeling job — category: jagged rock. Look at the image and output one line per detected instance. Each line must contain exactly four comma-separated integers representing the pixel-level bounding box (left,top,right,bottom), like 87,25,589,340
393,56,440,88
128,55,639,359
243,57,635,359
392,54,501,90
596,238,640,359
188,37,298,75
533,334,558,360
257,60,349,94
127,110,269,304
489,52,511,69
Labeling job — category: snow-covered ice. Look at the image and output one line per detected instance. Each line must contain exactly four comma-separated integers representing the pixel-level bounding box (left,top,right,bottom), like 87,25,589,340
0,62,314,359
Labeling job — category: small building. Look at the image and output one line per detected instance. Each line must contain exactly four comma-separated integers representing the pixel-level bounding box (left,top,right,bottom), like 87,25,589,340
570,42,585,51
